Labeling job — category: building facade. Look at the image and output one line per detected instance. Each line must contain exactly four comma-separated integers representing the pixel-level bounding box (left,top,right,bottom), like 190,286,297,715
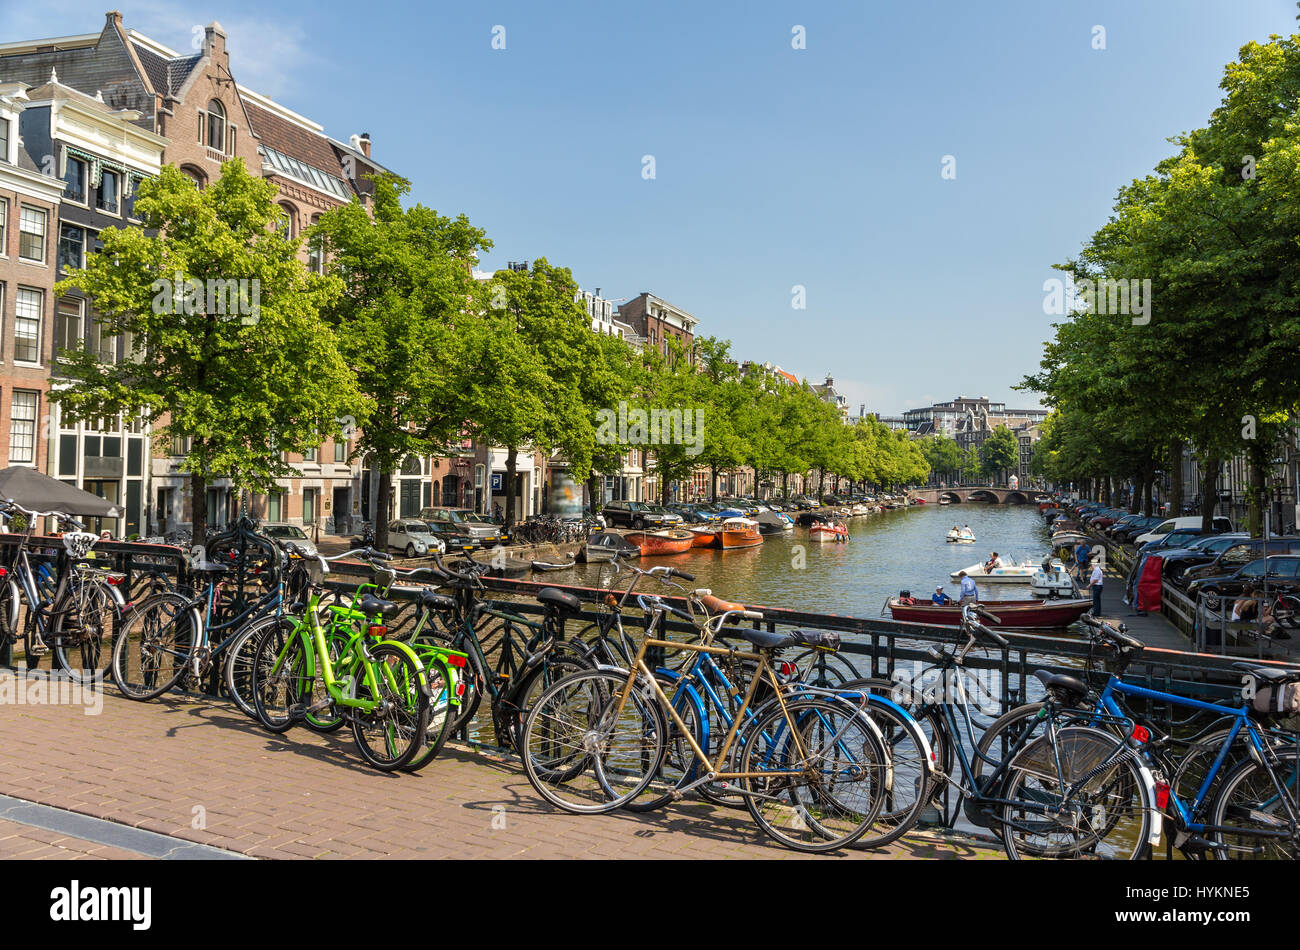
617,292,696,363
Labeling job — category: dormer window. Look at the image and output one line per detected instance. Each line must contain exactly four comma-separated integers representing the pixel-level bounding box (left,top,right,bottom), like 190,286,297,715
206,100,225,153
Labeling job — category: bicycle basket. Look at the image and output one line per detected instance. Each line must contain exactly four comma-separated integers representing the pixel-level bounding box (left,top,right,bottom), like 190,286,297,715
1010,727,1122,785
61,531,98,559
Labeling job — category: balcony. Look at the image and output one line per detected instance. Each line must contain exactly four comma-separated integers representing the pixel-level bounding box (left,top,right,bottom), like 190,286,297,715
205,146,228,164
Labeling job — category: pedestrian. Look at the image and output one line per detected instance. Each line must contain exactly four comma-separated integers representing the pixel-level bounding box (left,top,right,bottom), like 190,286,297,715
1074,540,1091,584
1089,557,1104,617
958,570,978,605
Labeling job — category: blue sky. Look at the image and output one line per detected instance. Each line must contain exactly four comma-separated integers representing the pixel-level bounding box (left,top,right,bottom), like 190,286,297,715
6,0,1297,414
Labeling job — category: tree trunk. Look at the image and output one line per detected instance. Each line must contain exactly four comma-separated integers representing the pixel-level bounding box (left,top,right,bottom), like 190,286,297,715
1167,438,1183,517
1247,447,1267,538
781,471,789,498
1128,475,1140,514
818,467,826,499
1200,453,1220,534
709,465,718,502
1142,467,1154,517
190,471,208,550
375,468,392,550
504,446,519,527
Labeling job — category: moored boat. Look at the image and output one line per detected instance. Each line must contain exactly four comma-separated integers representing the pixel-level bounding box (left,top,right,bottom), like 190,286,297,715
885,596,1094,629
531,557,576,572
625,528,696,556
578,531,640,562
718,517,763,549
689,525,719,547
809,521,848,543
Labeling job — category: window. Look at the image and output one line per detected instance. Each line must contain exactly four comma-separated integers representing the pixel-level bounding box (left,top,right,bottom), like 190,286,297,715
334,438,347,462
307,216,323,273
64,157,87,203
124,179,141,220
303,444,317,462
267,490,284,522
86,315,117,364
180,165,204,189
19,206,46,262
55,297,82,356
0,199,6,255
58,224,84,273
207,100,225,153
97,170,119,214
303,488,317,527
277,203,294,239
9,391,38,463
0,118,8,163
14,288,42,363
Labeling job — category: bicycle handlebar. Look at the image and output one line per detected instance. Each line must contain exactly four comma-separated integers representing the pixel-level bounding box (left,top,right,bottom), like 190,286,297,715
1079,614,1144,651
961,604,1009,648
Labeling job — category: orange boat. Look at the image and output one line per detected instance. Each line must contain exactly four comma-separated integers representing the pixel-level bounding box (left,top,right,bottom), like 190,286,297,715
624,528,695,556
688,526,718,547
717,517,763,549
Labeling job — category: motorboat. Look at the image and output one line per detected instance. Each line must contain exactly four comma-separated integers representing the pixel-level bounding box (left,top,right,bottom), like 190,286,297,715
754,511,793,535
717,517,763,549
1030,562,1080,598
531,556,576,572
809,521,848,543
946,527,977,544
578,531,640,562
688,525,719,547
625,528,696,556
885,594,1094,629
949,557,1041,582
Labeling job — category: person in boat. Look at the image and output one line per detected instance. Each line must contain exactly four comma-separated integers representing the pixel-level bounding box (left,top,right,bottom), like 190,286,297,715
984,551,1001,573
931,586,953,606
957,571,977,605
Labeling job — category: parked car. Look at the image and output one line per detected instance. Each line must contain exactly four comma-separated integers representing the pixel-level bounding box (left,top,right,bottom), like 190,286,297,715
387,519,445,558
1139,529,1209,553
261,522,318,558
1186,554,1300,609
1112,516,1164,543
601,501,684,530
1135,515,1234,547
668,503,721,524
421,507,503,548
1155,533,1252,586
1176,537,1300,589
1103,513,1145,535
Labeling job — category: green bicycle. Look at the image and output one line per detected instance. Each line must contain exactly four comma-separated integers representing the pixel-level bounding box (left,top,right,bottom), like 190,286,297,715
249,546,433,772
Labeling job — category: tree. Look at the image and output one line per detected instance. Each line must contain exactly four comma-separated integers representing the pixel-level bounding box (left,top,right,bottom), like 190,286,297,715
55,160,361,546
979,426,1019,485
311,173,490,548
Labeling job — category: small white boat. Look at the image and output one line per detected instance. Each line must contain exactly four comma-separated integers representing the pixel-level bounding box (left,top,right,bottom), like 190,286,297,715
946,528,977,544
949,557,1041,582
1030,562,1079,598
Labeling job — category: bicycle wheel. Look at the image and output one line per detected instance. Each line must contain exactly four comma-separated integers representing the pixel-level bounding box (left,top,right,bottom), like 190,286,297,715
250,622,310,733
413,629,483,738
402,658,455,772
1207,749,1300,860
837,684,934,849
52,578,118,682
110,592,198,701
521,668,666,813
223,614,292,719
999,726,1151,860
350,643,429,772
624,670,709,813
498,654,592,752
0,581,16,667
739,697,886,853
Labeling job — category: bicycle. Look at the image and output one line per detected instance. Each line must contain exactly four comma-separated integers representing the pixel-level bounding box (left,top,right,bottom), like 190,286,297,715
520,574,893,853
0,501,125,681
248,546,433,772
980,616,1300,859
412,552,591,751
871,605,1161,859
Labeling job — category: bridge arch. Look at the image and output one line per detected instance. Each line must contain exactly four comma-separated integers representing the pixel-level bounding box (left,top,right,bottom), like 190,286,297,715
1003,491,1029,505
938,491,962,504
967,489,1000,504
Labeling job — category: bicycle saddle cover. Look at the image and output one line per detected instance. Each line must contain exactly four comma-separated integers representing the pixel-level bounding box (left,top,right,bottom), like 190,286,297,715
537,587,582,614
735,628,841,652
1233,662,1300,685
1033,669,1089,705
419,589,456,612
360,592,400,618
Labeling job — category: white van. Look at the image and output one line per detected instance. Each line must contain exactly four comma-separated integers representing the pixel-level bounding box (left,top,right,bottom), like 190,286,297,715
1135,515,1233,546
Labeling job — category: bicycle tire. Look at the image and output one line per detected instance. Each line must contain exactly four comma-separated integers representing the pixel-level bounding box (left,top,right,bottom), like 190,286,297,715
739,697,886,853
51,577,118,683
110,592,199,701
223,614,293,719
498,654,592,752
349,642,429,772
250,622,308,733
402,658,456,772
1207,749,1300,860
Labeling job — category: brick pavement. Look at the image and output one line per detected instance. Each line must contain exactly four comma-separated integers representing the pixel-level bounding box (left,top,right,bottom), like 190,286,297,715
0,685,1003,860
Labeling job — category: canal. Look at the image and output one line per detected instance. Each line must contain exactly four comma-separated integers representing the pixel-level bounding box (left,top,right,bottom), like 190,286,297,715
558,502,1055,614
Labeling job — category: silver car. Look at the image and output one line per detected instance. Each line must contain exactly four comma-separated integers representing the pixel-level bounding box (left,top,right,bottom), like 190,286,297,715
262,522,318,558
388,519,446,558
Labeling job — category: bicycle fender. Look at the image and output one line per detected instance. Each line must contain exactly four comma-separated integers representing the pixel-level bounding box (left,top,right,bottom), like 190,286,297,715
3,579,18,630
864,693,937,775
653,666,709,752
1134,757,1164,846
375,639,431,694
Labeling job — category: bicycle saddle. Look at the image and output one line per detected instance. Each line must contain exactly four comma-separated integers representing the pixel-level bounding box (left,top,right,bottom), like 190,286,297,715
191,560,233,573
359,592,400,618
700,594,744,615
1232,662,1300,684
537,587,582,614
732,628,841,652
1033,669,1089,705
419,589,456,612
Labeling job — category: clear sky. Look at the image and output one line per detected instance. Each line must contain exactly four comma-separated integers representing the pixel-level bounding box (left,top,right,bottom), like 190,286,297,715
6,0,1297,414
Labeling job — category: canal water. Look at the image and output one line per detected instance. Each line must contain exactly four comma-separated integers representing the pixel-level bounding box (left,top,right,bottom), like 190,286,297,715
558,502,1055,614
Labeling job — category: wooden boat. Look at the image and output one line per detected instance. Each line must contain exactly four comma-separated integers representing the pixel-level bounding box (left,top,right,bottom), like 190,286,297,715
578,531,640,562
625,528,695,556
689,526,719,547
809,522,848,543
886,596,1093,629
717,517,763,549
531,557,575,572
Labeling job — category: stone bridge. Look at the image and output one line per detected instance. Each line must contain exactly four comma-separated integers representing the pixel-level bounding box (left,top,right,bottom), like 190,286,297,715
907,486,1051,505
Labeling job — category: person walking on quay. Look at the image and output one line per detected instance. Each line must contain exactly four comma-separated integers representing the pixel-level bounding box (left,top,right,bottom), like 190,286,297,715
958,571,978,605
1074,540,1091,584
1089,558,1104,617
